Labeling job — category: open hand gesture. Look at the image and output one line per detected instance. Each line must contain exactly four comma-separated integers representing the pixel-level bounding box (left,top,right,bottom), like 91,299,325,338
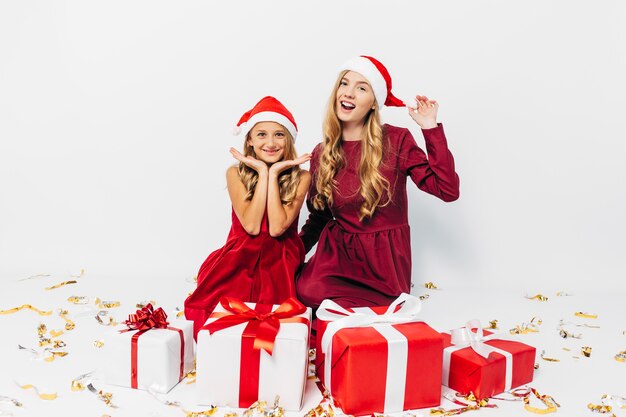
230,147,268,173
407,95,438,129
269,153,312,176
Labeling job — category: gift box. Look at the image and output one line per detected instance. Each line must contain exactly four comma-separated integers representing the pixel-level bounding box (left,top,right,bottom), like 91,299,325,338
316,293,443,416
196,297,311,411
102,304,195,393
442,320,536,399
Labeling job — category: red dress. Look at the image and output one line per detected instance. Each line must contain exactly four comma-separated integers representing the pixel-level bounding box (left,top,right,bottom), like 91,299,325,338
297,123,460,309
185,209,304,336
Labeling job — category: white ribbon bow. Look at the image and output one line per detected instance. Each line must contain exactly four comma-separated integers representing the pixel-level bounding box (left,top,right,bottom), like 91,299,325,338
316,293,423,412
443,319,515,391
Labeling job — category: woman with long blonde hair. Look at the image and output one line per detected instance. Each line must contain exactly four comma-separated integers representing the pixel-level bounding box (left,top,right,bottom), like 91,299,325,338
297,56,460,313
185,96,311,336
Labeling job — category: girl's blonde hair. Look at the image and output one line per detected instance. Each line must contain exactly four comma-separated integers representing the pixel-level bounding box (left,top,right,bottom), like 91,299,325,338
238,126,303,205
313,70,391,220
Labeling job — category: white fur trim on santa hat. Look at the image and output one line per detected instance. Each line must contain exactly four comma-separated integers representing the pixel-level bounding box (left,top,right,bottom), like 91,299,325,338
238,111,298,141
338,57,387,109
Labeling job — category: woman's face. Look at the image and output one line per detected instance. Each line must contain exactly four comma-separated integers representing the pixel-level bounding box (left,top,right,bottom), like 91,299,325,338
247,121,288,164
335,71,376,125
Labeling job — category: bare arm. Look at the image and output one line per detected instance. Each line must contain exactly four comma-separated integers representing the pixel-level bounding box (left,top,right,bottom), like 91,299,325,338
227,148,269,235
267,154,312,237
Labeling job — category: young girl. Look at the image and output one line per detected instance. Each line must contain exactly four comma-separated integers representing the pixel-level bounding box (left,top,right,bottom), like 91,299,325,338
185,96,311,336
297,56,460,310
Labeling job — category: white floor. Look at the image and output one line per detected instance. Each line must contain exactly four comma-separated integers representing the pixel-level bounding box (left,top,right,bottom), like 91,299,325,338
0,271,624,417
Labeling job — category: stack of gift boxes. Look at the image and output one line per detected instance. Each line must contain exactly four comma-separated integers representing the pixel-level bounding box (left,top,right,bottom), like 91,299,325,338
100,293,536,415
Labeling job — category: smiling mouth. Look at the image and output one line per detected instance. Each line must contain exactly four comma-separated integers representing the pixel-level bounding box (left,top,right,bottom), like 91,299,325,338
340,101,356,111
263,149,280,154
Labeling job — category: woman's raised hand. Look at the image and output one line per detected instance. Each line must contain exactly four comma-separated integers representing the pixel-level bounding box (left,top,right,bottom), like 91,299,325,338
230,147,268,173
269,153,312,176
407,95,439,129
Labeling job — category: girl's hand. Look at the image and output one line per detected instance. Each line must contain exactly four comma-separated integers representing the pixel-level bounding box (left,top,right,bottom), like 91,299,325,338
269,153,312,176
230,147,268,173
407,95,439,129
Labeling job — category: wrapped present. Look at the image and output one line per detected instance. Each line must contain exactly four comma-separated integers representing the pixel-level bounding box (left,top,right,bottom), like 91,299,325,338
196,297,311,411
442,319,536,399
316,293,443,416
102,304,195,393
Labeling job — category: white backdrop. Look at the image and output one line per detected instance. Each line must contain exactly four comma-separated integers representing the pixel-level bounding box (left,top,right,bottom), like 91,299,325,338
1,1,625,293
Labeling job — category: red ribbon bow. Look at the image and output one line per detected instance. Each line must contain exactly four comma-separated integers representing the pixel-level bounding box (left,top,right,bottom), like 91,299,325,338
204,297,306,355
124,303,169,331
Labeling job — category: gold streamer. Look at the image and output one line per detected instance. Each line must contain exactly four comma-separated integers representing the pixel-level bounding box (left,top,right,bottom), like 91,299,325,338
575,312,598,319
87,383,117,408
424,282,439,289
540,350,560,362
45,280,77,290
95,298,120,309
58,309,75,331
614,350,626,362
0,304,52,316
510,317,542,335
94,340,105,348
67,296,89,305
587,403,612,413
523,388,560,414
525,294,548,302
95,315,117,326
18,384,57,400
581,346,592,357
558,328,582,339
136,300,157,309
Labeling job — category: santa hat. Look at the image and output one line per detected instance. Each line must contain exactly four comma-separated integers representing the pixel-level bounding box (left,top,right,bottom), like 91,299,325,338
338,55,405,109
233,96,298,141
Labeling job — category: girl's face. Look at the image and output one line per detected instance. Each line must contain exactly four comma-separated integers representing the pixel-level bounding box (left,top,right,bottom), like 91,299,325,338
335,71,376,125
247,121,288,164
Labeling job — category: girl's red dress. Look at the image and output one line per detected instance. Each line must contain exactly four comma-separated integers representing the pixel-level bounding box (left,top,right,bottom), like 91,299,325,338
297,123,460,309
185,209,304,336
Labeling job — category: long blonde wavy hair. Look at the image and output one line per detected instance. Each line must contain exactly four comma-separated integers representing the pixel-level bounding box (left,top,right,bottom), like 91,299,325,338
313,70,391,221
238,127,303,205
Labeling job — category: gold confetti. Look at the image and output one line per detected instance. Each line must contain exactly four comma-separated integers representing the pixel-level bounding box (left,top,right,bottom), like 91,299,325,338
424,282,439,289
58,309,75,331
559,329,582,339
95,315,117,326
45,280,77,290
53,340,66,348
556,291,572,296
67,296,89,304
0,304,52,316
19,384,57,400
534,363,540,370
49,330,64,338
587,403,612,413
87,383,116,408
510,317,542,335
581,346,592,357
562,347,571,351
95,298,120,309
523,388,560,414
184,408,219,417
525,294,548,302
94,340,105,348
43,351,69,362
540,350,560,362
136,300,157,309
184,369,196,384
419,294,430,300
615,350,626,362
575,312,598,319
488,320,499,330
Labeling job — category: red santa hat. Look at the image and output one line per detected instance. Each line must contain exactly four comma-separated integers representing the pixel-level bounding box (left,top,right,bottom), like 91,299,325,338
233,96,298,141
338,55,405,109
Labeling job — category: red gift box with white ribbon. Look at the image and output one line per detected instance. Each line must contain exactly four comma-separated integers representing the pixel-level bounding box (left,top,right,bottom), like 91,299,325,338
196,297,311,411
316,293,443,416
442,320,536,399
